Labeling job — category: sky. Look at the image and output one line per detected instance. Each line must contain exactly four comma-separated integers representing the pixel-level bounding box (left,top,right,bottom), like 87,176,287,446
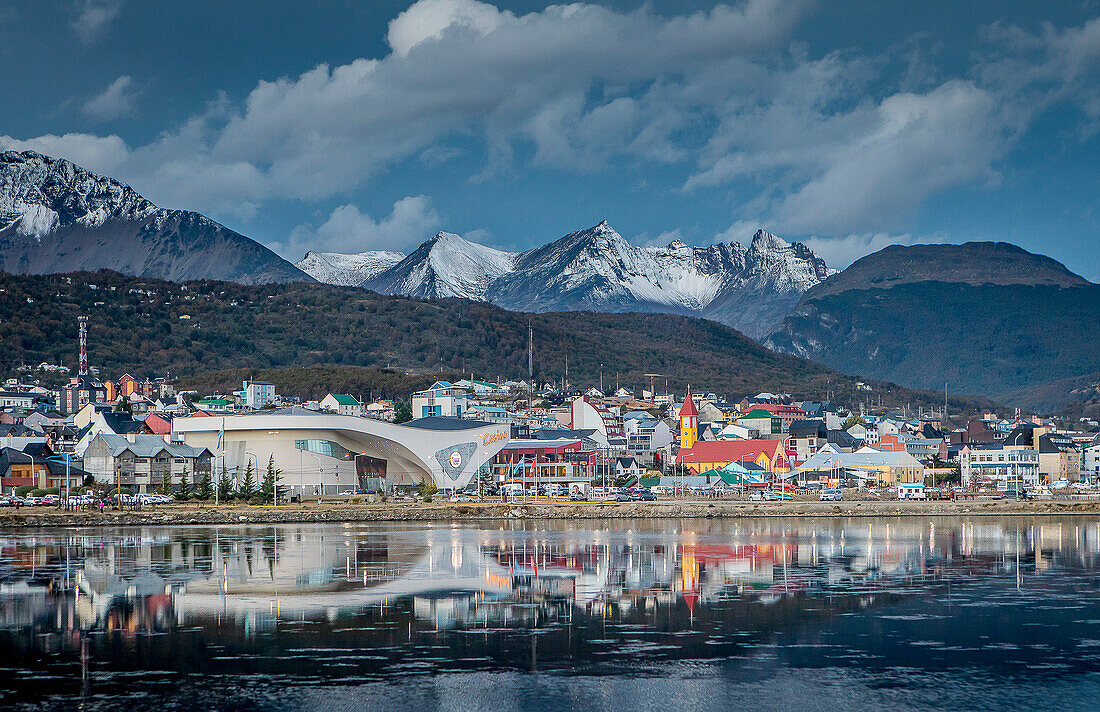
1,0,1098,279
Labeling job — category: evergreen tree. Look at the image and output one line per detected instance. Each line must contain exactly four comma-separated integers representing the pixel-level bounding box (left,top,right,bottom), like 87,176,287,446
177,472,192,500
160,470,173,496
261,455,277,504
394,401,412,423
196,471,214,501
237,461,256,500
217,465,234,503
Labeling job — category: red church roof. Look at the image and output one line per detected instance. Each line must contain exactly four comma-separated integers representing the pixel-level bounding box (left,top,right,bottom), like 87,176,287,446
676,439,787,465
680,393,698,418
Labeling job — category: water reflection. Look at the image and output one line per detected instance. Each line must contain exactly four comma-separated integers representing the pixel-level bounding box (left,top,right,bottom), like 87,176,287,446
2,518,1100,710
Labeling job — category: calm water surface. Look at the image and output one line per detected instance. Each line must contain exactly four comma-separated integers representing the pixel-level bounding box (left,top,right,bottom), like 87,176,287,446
2,517,1100,711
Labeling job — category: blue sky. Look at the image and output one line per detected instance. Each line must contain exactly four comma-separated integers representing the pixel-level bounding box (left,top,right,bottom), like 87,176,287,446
1,0,1098,279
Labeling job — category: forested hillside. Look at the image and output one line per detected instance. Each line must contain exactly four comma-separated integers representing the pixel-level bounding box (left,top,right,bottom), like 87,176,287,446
0,270,995,413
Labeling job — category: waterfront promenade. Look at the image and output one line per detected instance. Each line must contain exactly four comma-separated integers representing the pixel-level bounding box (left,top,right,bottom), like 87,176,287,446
3,497,1100,527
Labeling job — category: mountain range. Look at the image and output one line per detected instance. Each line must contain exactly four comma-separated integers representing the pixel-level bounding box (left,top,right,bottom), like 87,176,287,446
298,221,834,338
0,151,309,284
766,242,1100,413
2,149,1097,414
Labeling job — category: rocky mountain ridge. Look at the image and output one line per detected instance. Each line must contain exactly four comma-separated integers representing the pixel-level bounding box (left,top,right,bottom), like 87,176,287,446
0,150,310,284
303,220,833,338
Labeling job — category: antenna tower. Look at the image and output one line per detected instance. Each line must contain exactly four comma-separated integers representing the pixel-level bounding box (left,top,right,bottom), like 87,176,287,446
77,315,89,375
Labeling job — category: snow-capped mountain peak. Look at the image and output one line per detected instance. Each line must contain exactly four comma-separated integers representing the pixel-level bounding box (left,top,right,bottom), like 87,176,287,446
0,150,308,284
1,151,156,240
296,249,404,286
312,220,834,338
362,231,516,300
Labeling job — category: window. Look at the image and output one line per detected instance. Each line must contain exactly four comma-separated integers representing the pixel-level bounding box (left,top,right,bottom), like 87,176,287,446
294,439,356,460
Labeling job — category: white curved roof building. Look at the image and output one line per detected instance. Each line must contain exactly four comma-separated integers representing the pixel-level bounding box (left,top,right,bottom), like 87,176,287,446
172,410,511,494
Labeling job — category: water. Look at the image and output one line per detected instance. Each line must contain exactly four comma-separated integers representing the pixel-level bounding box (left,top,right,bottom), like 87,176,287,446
2,517,1100,711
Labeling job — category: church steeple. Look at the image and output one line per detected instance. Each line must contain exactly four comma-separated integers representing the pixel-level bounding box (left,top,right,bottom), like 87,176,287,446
679,392,698,450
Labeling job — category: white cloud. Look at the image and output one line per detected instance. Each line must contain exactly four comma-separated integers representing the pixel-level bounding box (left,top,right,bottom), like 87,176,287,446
8,0,811,214
0,132,131,175
71,0,124,45
772,81,1007,234
6,2,1100,255
82,75,138,121
802,232,920,269
387,0,510,56
273,196,442,259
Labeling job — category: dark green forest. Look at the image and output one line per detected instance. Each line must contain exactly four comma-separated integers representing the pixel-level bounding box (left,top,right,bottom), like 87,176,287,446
769,282,1100,414
0,270,996,413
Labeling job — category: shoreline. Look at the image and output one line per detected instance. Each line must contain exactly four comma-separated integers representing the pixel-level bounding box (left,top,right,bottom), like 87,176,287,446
3,499,1100,528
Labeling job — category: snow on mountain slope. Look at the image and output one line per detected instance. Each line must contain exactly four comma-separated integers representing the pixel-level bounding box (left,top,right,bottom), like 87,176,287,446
362,231,516,299
296,250,404,286
0,150,309,284
309,221,832,338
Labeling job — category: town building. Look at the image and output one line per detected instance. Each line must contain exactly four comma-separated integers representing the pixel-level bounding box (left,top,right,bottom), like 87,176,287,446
491,437,597,486
736,408,782,436
788,420,828,463
412,381,469,418
798,447,926,487
676,439,789,475
83,434,214,493
172,410,511,494
238,380,277,410
570,396,626,447
959,443,1040,490
678,393,698,450
320,394,364,417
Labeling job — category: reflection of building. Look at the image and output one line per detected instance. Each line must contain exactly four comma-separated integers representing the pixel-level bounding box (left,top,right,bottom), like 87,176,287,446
173,411,511,493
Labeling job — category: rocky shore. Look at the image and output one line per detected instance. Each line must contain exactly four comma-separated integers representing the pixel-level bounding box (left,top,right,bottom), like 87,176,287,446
2,498,1100,528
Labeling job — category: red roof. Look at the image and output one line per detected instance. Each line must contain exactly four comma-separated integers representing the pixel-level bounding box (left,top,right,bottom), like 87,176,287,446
144,413,173,435
676,439,786,464
679,392,698,418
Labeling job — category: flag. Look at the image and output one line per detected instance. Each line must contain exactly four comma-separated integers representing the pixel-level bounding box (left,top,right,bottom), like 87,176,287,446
217,417,224,452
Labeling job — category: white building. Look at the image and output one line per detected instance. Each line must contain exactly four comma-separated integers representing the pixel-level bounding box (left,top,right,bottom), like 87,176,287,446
959,444,1040,490
239,380,276,409
320,394,363,417
412,381,469,419
1084,442,1100,482
172,410,510,495
570,396,626,448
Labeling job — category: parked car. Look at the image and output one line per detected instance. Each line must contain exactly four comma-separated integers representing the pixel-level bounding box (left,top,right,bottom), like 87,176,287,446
819,488,844,501
636,490,656,501
449,494,474,503
749,490,776,501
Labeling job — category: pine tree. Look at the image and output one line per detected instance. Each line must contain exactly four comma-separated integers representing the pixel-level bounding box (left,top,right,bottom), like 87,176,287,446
177,471,192,500
160,469,173,496
237,461,256,500
261,454,284,504
196,471,214,501
217,465,234,503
